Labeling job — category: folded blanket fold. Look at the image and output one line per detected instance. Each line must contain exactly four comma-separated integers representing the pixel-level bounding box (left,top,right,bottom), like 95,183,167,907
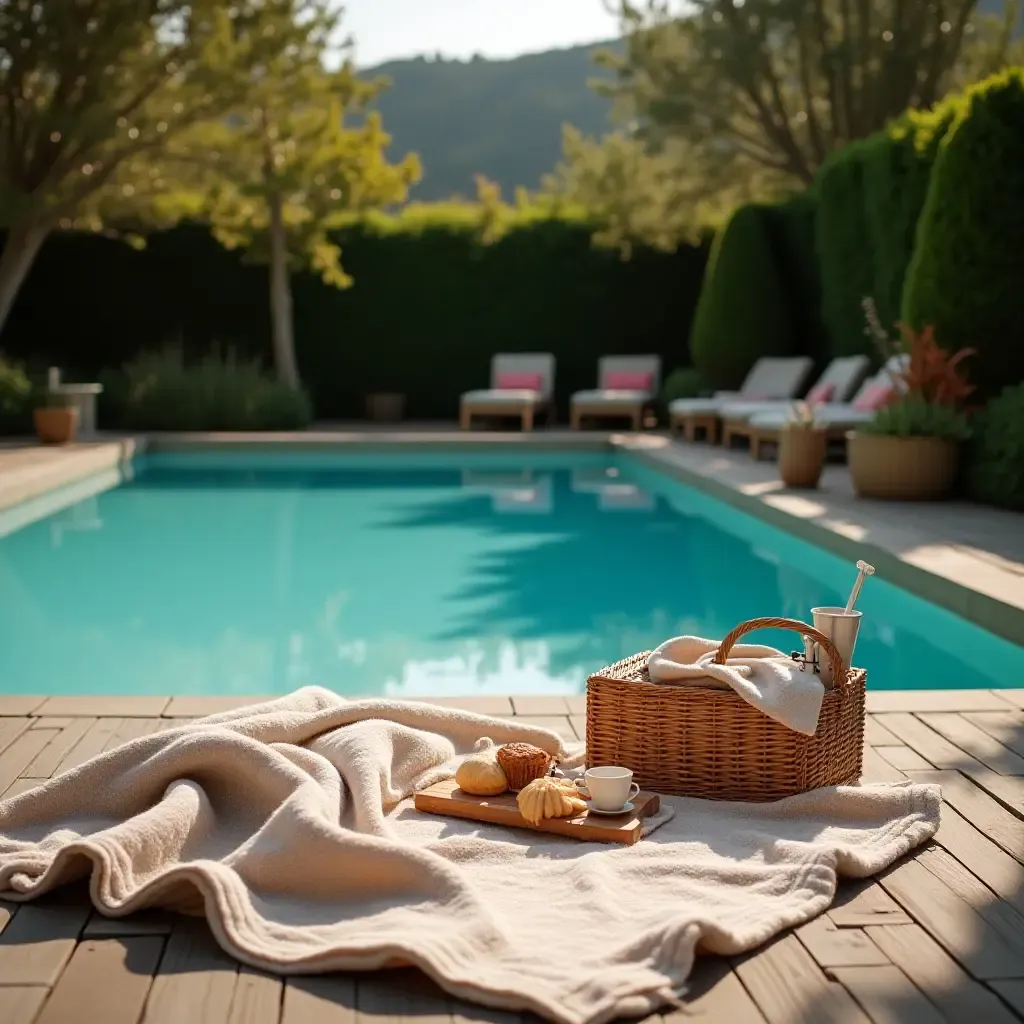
648,635,825,735
0,688,939,1024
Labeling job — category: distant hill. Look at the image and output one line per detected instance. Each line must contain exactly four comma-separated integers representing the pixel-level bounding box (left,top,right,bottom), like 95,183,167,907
364,41,621,202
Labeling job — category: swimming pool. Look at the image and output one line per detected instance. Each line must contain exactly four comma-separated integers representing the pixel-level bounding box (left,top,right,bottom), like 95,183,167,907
0,449,1019,696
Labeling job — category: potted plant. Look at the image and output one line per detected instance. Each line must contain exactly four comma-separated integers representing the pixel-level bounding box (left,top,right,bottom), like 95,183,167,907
33,389,79,445
777,401,827,488
848,300,974,501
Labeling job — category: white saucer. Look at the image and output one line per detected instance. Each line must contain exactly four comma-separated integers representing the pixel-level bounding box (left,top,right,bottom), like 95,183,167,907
585,800,635,817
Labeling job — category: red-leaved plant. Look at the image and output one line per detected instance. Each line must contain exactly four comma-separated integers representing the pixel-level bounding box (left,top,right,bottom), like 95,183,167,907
861,298,975,408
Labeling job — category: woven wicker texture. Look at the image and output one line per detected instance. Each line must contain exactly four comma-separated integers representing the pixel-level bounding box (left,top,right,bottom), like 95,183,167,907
586,618,866,802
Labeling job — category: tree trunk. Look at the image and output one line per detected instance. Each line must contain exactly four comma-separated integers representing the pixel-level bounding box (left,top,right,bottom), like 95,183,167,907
267,191,300,390
0,222,49,339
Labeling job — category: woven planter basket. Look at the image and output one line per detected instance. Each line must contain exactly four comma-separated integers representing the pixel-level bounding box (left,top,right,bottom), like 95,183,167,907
586,617,866,802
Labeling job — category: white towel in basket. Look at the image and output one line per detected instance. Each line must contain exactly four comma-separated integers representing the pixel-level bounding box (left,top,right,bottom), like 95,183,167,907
647,635,825,736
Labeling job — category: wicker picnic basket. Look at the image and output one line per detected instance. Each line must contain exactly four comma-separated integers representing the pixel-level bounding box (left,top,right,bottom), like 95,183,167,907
586,616,866,802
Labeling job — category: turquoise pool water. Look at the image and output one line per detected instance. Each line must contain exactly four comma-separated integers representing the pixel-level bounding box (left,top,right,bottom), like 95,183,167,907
0,450,1019,696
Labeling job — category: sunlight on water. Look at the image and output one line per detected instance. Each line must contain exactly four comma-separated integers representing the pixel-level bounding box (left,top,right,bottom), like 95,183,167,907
0,450,1018,696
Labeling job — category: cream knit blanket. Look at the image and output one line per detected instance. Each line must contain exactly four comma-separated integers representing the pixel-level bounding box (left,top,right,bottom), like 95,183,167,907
0,688,939,1024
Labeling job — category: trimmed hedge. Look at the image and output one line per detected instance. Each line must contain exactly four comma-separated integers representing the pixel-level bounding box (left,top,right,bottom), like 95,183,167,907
969,383,1024,510
903,68,1024,400
689,203,796,390
813,141,876,358
2,209,709,422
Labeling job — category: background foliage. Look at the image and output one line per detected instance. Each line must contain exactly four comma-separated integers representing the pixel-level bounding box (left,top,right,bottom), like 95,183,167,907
1,207,708,423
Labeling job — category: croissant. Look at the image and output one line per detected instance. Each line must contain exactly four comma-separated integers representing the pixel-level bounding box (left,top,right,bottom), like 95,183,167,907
455,738,509,796
516,776,588,826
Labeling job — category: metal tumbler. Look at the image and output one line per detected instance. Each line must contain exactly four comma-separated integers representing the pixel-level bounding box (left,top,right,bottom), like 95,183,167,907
810,606,863,687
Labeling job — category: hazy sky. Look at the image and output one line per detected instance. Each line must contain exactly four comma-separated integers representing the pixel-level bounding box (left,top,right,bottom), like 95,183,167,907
343,0,622,68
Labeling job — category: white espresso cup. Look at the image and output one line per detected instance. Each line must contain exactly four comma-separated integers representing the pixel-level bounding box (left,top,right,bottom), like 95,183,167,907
575,766,639,811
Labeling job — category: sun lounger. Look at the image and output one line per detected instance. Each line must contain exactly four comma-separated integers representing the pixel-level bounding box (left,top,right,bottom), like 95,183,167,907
459,353,555,431
719,354,870,448
742,366,904,459
570,356,661,430
668,356,813,441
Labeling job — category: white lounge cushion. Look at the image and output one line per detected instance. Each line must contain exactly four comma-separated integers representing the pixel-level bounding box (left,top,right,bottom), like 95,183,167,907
748,405,876,429
571,388,650,406
718,400,795,421
668,398,722,415
461,389,542,405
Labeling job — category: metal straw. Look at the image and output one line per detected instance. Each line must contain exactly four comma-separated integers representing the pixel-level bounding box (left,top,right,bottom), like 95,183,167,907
844,560,875,614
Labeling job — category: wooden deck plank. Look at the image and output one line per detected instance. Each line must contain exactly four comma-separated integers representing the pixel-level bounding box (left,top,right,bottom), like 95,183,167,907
84,910,177,938
141,921,239,1024
280,976,356,1024
866,691,1014,713
356,969,451,1024
0,899,92,986
226,967,282,1024
31,717,75,730
928,799,1024,918
963,711,1024,758
917,713,1024,776
990,981,1024,1018
863,718,902,747
509,696,570,716
908,770,1024,863
859,748,907,784
2,777,42,799
412,696,514,716
877,716,1024,813
0,696,47,715
877,857,1024,979
828,965,945,1024
733,935,870,1022
34,696,171,717
0,728,60,792
511,716,576,743
667,957,768,1021
35,936,164,1024
53,718,124,775
873,746,932,772
993,691,1024,711
867,925,1020,1023
565,694,586,716
0,901,14,936
915,846,1024,960
828,881,913,929
22,718,96,778
0,716,32,755
104,718,166,752
162,697,268,719
795,917,890,967
0,988,50,1024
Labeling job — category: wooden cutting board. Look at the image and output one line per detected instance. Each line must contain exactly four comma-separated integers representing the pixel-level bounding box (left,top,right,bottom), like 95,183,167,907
414,779,660,845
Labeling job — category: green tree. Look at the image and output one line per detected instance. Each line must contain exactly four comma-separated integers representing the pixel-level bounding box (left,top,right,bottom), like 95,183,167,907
0,0,312,336
689,203,795,389
546,1,1021,252
182,8,420,387
902,67,1024,400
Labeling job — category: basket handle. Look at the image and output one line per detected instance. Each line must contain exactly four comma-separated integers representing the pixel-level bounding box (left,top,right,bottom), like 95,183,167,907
712,616,847,689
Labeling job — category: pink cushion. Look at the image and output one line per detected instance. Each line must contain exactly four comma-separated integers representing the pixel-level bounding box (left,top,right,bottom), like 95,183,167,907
806,382,836,404
852,383,895,412
495,371,543,392
605,370,653,391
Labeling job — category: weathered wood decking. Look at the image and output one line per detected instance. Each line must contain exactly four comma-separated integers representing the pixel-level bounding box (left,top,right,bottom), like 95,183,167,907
1,689,1024,1024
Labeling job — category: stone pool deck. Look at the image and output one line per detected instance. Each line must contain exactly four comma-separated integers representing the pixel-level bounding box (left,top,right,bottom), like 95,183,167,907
2,689,1024,1024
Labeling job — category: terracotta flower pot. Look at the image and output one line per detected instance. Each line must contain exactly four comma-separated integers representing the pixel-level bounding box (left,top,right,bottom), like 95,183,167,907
847,432,960,500
365,392,406,423
34,406,79,445
777,427,827,489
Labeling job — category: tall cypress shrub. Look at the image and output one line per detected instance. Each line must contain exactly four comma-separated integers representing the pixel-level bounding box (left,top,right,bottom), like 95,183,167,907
813,141,875,359
689,204,795,391
902,68,1024,400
